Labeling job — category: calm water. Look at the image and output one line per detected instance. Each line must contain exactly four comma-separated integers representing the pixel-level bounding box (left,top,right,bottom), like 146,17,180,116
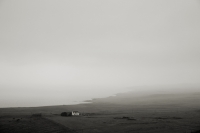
0,86,129,107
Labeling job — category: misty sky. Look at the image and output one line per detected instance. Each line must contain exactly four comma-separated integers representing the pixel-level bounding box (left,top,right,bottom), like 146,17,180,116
0,0,200,107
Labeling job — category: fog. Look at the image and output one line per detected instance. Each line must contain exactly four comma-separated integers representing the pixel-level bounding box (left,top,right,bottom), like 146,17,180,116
0,0,200,107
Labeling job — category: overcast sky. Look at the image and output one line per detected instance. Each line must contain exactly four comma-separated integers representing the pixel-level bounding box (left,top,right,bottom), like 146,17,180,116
0,0,200,107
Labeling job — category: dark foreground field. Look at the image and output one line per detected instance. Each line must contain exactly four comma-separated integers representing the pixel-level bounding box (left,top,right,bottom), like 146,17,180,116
0,115,75,133
1,92,200,133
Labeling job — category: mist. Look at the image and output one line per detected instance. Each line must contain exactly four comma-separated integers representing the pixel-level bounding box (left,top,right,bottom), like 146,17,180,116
0,0,200,107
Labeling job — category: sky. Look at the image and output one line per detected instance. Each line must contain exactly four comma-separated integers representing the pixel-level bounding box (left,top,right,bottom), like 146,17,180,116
0,0,200,107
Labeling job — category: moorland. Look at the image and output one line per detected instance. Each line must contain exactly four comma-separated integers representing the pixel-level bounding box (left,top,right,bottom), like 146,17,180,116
1,91,200,133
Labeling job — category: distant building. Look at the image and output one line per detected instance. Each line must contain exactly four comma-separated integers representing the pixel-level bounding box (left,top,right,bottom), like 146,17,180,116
72,111,79,116
61,111,80,116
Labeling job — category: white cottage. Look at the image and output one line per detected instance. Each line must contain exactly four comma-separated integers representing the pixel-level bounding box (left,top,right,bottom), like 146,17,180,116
72,111,79,116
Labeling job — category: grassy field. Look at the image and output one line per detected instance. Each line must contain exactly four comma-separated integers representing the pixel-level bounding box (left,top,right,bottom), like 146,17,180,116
0,115,75,133
46,109,200,133
1,92,200,133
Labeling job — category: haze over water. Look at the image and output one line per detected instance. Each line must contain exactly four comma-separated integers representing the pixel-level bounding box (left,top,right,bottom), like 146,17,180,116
0,0,200,107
